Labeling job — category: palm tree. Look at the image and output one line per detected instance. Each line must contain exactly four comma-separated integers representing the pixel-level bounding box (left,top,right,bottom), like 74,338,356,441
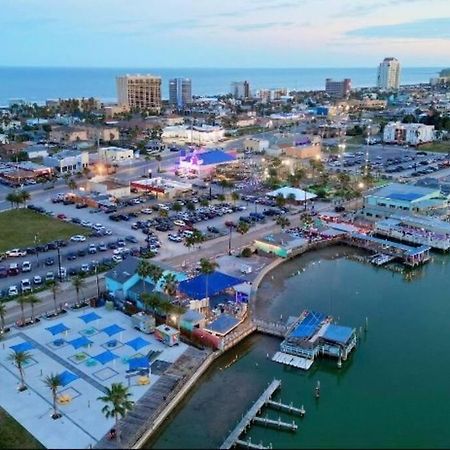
137,260,152,294
276,216,290,230
184,236,195,252
71,275,85,304
43,374,62,419
98,383,134,444
24,294,41,322
17,190,30,207
49,281,60,315
8,350,31,391
158,300,173,324
140,292,162,314
231,191,240,204
161,273,178,297
0,301,6,333
275,193,286,208
155,154,162,173
6,192,19,209
148,264,164,286
171,202,182,212
17,296,27,325
199,258,219,301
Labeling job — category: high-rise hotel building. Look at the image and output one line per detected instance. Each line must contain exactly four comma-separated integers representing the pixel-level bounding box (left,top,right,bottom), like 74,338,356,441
377,57,400,90
116,74,162,112
169,78,192,107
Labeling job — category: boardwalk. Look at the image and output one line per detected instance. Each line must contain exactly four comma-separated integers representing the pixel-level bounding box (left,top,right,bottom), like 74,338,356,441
220,379,281,449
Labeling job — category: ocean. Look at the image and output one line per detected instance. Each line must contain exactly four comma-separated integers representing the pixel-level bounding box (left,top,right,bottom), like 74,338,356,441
0,66,442,106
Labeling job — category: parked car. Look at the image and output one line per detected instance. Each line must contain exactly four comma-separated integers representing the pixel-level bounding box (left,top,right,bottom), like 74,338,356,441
45,257,55,266
45,271,55,282
6,248,27,257
21,279,32,293
8,263,19,276
67,252,77,260
98,242,107,251
112,255,123,263
22,261,32,272
0,266,8,278
33,275,42,285
125,235,138,244
8,285,18,296
88,244,97,254
70,235,86,242
168,233,183,242
81,263,90,273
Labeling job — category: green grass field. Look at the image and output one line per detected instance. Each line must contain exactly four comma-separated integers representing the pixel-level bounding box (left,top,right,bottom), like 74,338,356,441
0,209,86,252
0,408,43,449
419,141,450,153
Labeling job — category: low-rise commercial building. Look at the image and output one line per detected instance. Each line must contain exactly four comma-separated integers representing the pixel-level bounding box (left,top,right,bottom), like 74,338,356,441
243,138,269,153
98,146,134,162
49,126,88,143
162,124,225,145
280,136,321,159
383,122,435,146
43,149,89,173
325,78,351,98
361,183,448,219
130,177,192,199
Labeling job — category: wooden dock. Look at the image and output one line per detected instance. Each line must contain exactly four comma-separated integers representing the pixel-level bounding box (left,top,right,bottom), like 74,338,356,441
220,380,281,449
235,438,272,449
266,400,305,417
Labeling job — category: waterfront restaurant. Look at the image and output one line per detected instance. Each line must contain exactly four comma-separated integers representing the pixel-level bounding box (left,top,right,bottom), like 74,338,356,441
254,232,307,258
279,310,357,368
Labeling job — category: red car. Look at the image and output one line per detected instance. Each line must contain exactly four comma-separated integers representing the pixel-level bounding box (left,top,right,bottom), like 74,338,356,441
57,213,67,220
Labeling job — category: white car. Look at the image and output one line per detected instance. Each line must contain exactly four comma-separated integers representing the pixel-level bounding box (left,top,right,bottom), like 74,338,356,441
112,255,123,263
22,261,32,272
104,229,113,236
168,234,183,242
21,279,32,293
58,267,67,279
8,285,18,296
70,235,86,242
33,275,42,285
141,208,153,215
158,204,170,211
81,263,90,273
6,248,27,257
45,271,55,282
113,248,123,255
173,220,186,227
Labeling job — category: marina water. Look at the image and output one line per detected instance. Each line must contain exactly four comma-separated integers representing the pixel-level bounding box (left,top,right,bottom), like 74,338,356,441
0,66,442,105
147,246,450,449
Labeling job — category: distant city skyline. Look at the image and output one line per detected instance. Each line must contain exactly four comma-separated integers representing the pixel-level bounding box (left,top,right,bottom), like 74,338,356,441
1,0,450,68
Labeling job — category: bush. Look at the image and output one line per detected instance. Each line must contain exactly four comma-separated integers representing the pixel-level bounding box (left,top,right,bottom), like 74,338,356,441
241,247,252,257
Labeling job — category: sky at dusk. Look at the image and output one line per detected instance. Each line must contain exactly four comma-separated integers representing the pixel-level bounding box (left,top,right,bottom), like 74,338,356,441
2,0,450,68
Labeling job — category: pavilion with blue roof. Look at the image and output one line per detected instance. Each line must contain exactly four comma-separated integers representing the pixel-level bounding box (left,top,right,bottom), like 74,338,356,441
178,271,245,301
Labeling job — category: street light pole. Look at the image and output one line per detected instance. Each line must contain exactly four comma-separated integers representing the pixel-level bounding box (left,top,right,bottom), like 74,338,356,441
95,266,100,299
57,245,62,282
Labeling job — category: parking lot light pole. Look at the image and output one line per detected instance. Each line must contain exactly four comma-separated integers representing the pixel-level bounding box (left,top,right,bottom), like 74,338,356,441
95,266,100,299
34,234,40,267
57,244,63,282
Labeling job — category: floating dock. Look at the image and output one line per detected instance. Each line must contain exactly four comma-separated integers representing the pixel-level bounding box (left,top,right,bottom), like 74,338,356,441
220,379,303,449
272,351,314,370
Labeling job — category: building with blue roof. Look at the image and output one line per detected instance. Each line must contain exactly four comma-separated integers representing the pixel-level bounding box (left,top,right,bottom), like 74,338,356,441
362,182,448,220
280,310,357,365
179,149,237,175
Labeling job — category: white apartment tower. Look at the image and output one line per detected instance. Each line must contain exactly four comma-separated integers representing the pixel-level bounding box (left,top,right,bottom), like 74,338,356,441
116,74,162,112
377,57,400,90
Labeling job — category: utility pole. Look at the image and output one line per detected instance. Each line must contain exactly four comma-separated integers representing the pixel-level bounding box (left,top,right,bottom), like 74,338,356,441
57,244,63,282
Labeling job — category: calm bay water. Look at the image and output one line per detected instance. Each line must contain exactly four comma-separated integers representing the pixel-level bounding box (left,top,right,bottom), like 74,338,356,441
0,66,442,105
148,246,450,449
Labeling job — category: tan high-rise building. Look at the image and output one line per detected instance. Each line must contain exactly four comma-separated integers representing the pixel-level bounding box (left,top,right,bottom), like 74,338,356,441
116,74,162,112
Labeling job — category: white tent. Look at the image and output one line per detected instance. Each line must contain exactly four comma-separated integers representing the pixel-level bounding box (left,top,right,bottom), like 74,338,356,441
267,187,317,202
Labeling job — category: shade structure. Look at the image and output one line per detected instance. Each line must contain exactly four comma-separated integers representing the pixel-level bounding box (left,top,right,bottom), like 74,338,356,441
125,337,151,351
101,324,125,337
58,370,79,386
128,356,149,371
45,323,70,336
10,341,35,353
68,336,93,349
93,350,119,365
178,271,244,300
78,312,102,323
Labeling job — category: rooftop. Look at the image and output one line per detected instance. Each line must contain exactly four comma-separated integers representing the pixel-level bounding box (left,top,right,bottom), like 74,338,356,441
369,183,440,202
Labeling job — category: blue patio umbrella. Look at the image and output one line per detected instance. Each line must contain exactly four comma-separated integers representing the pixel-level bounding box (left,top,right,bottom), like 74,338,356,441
58,370,79,386
128,356,149,371
93,350,119,365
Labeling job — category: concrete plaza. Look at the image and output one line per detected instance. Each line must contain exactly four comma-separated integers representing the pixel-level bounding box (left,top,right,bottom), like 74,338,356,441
0,307,187,449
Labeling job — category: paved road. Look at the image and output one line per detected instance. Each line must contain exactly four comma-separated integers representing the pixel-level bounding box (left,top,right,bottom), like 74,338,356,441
2,274,105,327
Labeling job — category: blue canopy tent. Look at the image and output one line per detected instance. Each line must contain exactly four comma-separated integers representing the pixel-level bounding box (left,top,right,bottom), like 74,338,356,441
101,324,125,337
78,312,102,323
68,336,93,349
46,323,70,336
128,356,149,371
178,271,244,300
10,341,35,353
93,350,119,365
58,370,79,386
125,337,151,351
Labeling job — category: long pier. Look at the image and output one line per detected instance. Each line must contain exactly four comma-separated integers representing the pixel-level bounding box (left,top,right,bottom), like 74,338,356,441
220,380,281,449
266,399,306,416
252,416,298,431
235,438,272,449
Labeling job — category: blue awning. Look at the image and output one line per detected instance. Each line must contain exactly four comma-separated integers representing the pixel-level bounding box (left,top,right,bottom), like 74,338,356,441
125,337,151,351
68,336,93,349
205,314,239,335
101,324,125,337
178,271,244,300
46,323,70,335
10,341,35,353
59,370,79,386
79,312,102,323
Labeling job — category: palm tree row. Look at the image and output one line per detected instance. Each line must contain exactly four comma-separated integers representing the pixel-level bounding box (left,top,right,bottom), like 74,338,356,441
6,190,31,209
16,294,42,325
137,260,164,292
